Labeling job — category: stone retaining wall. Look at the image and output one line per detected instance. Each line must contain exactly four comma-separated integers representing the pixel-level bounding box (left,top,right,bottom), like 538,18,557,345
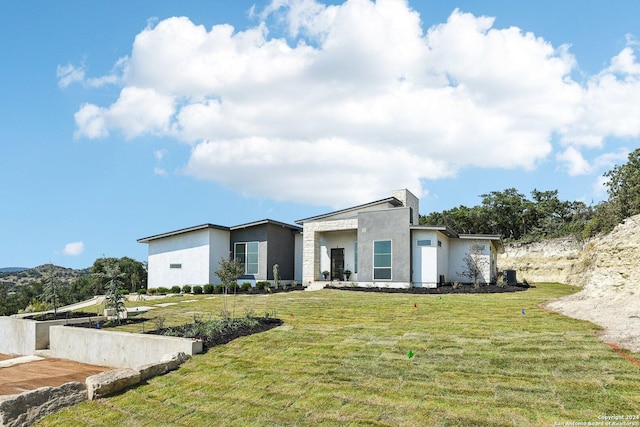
0,353,189,427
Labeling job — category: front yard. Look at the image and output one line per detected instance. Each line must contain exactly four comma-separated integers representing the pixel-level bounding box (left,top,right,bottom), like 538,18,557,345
38,284,640,426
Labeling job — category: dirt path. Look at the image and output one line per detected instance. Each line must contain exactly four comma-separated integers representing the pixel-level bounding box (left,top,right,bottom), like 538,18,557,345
0,358,109,396
543,288,640,353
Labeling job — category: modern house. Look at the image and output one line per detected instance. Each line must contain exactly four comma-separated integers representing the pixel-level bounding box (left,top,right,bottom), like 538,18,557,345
138,189,503,289
296,189,503,288
137,219,302,289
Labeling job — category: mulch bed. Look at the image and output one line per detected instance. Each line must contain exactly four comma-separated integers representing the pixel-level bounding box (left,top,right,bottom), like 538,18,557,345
147,317,283,349
24,311,97,321
325,284,530,294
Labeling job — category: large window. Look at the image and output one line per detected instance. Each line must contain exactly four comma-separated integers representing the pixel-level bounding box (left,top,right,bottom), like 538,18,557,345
373,240,392,280
235,242,259,275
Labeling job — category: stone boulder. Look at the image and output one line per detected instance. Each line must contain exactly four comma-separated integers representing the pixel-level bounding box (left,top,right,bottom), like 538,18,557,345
86,369,140,401
137,352,189,381
0,382,86,427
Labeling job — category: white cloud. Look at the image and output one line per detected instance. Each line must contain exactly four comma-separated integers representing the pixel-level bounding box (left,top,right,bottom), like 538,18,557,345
62,242,85,256
57,64,85,89
556,146,592,176
70,0,640,206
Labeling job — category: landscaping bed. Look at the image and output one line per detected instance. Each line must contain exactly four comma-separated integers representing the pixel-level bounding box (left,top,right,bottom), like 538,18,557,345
148,316,283,349
325,283,530,294
24,311,97,321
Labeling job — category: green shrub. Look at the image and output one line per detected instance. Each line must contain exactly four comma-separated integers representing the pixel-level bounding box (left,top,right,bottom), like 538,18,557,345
228,282,240,292
256,281,271,290
119,289,129,295
203,284,214,294
214,284,224,294
157,287,169,295
148,288,158,295
170,285,181,294
138,288,147,294
241,282,252,292
182,285,192,294
193,285,203,294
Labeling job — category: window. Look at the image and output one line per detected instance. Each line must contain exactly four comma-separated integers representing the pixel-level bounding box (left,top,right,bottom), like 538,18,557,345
438,240,442,247
417,239,432,247
373,240,392,280
235,242,259,275
354,241,358,273
169,263,182,269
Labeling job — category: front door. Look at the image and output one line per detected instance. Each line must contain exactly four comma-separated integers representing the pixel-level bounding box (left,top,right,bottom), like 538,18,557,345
331,248,345,281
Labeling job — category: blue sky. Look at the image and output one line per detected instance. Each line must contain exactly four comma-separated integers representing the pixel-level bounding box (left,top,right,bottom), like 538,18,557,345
2,0,639,269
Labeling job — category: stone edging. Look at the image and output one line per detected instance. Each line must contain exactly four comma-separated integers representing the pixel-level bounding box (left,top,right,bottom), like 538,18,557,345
0,352,189,427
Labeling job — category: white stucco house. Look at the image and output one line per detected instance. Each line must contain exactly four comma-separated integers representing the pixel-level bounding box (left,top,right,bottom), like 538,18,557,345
296,189,503,289
138,189,503,289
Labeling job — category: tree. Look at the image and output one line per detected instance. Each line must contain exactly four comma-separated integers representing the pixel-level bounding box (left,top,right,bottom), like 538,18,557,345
480,188,528,240
41,263,61,316
94,258,127,324
91,256,147,294
456,241,490,286
604,148,640,225
214,256,245,320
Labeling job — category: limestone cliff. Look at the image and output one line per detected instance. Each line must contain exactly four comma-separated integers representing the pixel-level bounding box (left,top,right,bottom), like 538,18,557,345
499,214,640,289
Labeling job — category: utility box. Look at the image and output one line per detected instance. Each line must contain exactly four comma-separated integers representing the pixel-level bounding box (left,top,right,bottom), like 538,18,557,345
504,270,517,286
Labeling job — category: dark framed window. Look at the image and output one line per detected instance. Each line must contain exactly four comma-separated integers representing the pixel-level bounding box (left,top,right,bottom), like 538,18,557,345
373,240,392,280
235,242,259,275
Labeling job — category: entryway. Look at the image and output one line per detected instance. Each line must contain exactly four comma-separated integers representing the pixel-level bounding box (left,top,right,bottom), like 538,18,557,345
331,248,345,281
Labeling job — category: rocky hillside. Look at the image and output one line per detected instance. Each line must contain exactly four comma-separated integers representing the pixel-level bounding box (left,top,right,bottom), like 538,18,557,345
500,214,640,288
0,264,90,287
500,214,640,351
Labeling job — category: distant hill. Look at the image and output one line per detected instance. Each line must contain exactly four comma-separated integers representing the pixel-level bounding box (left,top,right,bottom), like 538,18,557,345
0,267,29,273
0,264,91,287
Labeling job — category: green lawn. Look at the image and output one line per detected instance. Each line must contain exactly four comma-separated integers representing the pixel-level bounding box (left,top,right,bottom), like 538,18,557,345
38,284,640,426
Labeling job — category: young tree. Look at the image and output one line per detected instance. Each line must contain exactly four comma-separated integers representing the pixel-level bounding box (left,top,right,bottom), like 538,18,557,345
94,258,127,324
41,263,61,316
214,256,245,320
456,242,489,286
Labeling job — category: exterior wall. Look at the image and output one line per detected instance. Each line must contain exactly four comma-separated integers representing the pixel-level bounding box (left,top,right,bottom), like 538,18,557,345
357,207,411,286
0,317,36,355
448,239,493,284
437,235,450,283
49,325,203,369
147,228,230,288
302,218,358,284
266,223,298,281
392,189,420,224
294,232,303,282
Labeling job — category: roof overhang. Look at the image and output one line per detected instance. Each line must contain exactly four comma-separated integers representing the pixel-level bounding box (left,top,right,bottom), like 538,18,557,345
137,223,229,243
459,234,505,253
230,219,302,232
410,225,459,238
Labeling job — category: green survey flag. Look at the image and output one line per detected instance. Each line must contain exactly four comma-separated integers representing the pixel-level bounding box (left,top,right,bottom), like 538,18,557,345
408,350,414,359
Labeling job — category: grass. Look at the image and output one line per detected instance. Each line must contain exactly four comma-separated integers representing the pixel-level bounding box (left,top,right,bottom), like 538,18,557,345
37,284,640,426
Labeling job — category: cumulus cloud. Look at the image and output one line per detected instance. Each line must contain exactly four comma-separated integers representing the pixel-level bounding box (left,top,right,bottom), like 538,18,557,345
62,242,85,256
69,0,640,207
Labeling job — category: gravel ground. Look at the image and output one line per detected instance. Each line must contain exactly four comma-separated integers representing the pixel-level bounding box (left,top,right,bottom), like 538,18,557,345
543,288,640,353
